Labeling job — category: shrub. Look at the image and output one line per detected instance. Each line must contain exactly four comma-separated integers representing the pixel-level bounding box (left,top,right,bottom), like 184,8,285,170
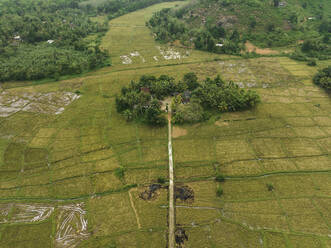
216,186,223,197
157,176,166,184
266,183,274,192
114,167,125,180
313,66,331,91
215,174,225,182
307,60,317,66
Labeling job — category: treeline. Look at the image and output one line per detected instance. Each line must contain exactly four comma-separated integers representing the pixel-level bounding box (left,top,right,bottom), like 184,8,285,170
79,0,181,20
115,73,260,126
147,0,331,57
0,0,110,82
148,8,243,55
0,0,180,82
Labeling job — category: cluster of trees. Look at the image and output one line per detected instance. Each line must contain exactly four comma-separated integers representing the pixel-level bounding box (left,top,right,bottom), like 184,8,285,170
116,73,260,126
0,0,181,82
172,75,260,123
80,0,179,20
148,8,242,54
313,66,331,91
148,0,331,55
0,0,110,82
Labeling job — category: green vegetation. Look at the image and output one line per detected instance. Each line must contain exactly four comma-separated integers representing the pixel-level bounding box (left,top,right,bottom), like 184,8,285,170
0,0,110,81
116,73,260,125
148,0,331,57
313,66,331,91
0,2,330,248
0,0,182,82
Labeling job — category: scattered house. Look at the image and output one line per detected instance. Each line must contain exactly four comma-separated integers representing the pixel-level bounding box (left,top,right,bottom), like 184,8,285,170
216,43,224,47
141,87,151,94
13,35,21,40
47,40,54,44
182,90,191,104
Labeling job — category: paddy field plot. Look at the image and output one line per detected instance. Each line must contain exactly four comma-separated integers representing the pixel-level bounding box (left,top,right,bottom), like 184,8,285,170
0,2,330,248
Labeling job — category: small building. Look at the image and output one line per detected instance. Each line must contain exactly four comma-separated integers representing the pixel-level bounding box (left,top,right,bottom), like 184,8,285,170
13,35,21,40
308,17,315,20
279,2,286,7
47,40,54,44
216,43,224,47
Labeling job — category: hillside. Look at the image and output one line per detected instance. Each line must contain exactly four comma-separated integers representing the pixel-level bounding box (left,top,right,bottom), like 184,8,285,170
148,0,331,57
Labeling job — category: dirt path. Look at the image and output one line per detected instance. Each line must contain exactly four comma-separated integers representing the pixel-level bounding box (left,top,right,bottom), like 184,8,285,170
128,189,141,229
168,109,175,248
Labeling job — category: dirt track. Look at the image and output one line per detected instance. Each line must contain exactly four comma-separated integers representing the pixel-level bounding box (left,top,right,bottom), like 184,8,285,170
168,110,175,248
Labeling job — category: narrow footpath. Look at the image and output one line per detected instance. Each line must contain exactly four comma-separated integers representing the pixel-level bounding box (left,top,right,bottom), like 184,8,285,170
168,110,175,248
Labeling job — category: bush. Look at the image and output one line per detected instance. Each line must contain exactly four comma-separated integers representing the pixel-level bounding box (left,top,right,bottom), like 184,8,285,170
172,101,206,124
215,174,225,182
216,186,223,197
266,183,274,192
157,176,166,184
307,60,317,66
313,66,331,91
114,167,125,180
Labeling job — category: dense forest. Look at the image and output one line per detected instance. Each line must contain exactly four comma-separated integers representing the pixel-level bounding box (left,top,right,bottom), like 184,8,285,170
115,73,260,125
0,0,179,82
147,0,331,58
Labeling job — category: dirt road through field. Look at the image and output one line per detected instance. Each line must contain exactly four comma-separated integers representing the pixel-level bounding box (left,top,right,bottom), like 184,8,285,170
168,109,175,248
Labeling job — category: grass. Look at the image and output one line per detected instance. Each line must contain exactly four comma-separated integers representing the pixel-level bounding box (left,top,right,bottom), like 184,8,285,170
0,1,330,247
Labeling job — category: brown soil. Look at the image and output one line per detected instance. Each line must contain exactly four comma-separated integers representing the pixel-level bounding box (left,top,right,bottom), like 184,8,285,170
245,41,279,55
215,120,229,127
175,185,194,204
139,184,162,201
172,126,187,138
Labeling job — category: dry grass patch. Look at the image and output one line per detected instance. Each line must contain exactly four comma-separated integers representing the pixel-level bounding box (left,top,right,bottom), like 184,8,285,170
260,158,297,173
295,156,331,171
293,127,326,138
176,165,215,179
173,138,214,163
282,138,323,157
172,126,187,138
93,172,124,193
216,138,255,163
245,41,279,55
280,198,329,235
221,178,270,201
131,188,167,228
125,168,167,185
288,235,323,248
29,128,56,147
89,193,138,236
251,138,287,158
176,207,220,226
223,200,289,231
265,232,287,248
222,160,263,176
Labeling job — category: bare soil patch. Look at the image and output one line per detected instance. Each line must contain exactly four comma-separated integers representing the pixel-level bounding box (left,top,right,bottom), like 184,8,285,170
172,126,187,138
245,41,279,55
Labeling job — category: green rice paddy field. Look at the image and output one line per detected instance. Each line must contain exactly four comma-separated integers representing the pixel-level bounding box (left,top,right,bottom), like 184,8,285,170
0,2,330,247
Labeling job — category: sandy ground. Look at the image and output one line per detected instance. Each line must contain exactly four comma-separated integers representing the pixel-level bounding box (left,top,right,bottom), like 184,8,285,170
172,126,187,138
245,41,279,55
